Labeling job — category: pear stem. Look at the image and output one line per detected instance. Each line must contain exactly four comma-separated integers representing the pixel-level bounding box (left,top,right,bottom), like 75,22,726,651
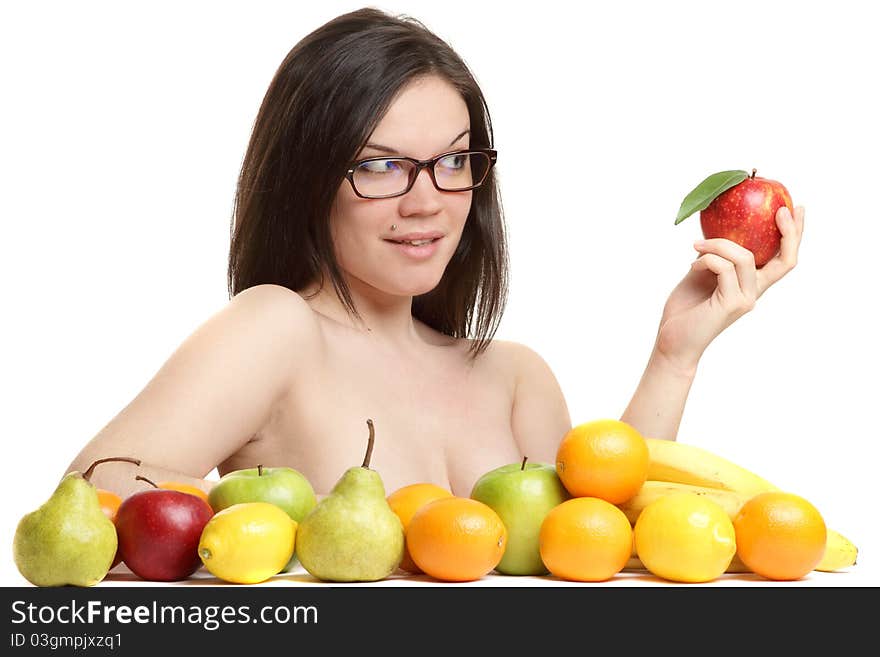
135,475,159,489
258,464,264,476
750,168,757,179
362,419,375,468
521,455,528,471
82,456,142,482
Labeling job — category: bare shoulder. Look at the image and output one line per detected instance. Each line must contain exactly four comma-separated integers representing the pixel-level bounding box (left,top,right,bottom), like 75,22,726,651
207,283,326,381
485,339,571,461
226,284,323,347
465,337,567,404
477,338,558,382
229,283,313,316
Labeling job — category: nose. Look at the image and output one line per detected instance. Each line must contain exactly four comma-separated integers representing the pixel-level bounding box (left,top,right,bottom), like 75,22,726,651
397,165,444,215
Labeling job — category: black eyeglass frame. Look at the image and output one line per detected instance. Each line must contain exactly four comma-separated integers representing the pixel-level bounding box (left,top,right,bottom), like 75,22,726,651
344,148,498,199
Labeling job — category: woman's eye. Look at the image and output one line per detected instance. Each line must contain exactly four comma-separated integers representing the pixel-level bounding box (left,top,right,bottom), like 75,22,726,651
361,159,402,174
438,154,467,171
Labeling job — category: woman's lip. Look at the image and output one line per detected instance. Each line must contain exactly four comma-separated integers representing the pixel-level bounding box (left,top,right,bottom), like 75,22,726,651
384,231,445,241
384,236,442,259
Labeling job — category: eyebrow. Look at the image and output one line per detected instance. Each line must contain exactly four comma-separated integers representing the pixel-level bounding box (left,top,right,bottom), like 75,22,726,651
362,129,470,155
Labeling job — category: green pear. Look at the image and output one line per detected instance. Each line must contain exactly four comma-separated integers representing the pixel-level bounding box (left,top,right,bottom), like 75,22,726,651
13,456,141,587
296,419,404,582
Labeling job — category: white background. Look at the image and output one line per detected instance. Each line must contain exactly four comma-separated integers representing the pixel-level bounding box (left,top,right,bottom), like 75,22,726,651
2,0,877,587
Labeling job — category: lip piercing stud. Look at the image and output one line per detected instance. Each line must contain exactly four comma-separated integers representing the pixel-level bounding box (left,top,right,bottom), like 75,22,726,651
390,224,397,231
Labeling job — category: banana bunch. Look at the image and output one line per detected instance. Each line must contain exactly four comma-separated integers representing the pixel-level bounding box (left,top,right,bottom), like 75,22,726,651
620,438,857,573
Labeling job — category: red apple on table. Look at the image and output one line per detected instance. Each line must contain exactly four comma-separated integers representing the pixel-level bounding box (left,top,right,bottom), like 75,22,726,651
115,476,214,581
699,168,793,268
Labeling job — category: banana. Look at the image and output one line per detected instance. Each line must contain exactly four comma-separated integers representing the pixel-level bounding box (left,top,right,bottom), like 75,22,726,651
645,437,778,497
618,480,750,525
815,529,858,572
640,438,858,572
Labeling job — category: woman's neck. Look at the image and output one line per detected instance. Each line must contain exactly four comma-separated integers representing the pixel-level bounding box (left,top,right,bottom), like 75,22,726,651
300,275,423,347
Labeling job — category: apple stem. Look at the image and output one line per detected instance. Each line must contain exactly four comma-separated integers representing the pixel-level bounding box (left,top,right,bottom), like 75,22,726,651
750,168,757,179
521,455,528,471
258,464,263,477
135,475,159,489
82,456,142,482
362,418,375,469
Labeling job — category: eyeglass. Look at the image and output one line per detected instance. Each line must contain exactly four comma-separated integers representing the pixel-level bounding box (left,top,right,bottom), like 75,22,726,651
345,148,497,199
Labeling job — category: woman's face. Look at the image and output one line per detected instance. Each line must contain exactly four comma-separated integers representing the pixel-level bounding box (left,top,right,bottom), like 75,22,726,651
329,75,473,298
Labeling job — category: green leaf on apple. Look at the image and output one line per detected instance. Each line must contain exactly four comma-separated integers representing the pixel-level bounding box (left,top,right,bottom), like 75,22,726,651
674,169,749,225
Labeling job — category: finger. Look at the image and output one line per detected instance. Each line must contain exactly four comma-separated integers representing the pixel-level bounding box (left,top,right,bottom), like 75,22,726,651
791,204,805,239
691,253,745,310
757,205,803,294
693,238,757,303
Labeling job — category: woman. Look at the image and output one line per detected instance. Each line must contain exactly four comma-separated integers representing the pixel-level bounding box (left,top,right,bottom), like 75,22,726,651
66,8,804,498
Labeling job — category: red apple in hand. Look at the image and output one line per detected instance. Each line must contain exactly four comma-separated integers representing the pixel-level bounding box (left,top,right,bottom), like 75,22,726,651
115,476,214,581
699,169,793,268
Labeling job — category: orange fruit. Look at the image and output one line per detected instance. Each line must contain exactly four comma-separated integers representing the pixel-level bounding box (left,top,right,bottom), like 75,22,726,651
406,497,507,582
733,491,827,581
96,489,122,520
555,418,649,504
539,497,632,582
158,481,211,504
387,483,454,573
634,492,736,583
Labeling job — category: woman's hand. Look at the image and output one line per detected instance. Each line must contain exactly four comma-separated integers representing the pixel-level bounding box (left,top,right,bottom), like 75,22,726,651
654,205,805,373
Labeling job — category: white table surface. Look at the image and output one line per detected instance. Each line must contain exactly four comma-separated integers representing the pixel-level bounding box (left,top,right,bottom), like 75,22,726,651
69,561,872,588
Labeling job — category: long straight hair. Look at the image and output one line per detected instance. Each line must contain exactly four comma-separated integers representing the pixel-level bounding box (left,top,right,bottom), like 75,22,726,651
228,8,508,358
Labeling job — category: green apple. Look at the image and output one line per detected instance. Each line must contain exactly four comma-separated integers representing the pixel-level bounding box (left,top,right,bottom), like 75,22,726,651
208,464,317,523
470,458,570,575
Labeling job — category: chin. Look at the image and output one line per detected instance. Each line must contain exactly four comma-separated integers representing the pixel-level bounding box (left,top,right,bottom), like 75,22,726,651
385,270,446,298
398,278,444,298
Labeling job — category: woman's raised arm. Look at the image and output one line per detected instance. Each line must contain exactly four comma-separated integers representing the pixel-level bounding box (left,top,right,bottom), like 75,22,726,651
622,205,804,440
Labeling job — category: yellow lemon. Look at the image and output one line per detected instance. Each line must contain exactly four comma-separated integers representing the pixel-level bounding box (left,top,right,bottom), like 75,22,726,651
634,492,736,583
198,502,296,584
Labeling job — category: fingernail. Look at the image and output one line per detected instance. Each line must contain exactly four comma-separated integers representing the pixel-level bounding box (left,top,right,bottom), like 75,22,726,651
693,240,706,248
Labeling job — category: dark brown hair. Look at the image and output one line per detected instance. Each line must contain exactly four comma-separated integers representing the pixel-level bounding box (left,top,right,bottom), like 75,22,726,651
228,7,508,358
